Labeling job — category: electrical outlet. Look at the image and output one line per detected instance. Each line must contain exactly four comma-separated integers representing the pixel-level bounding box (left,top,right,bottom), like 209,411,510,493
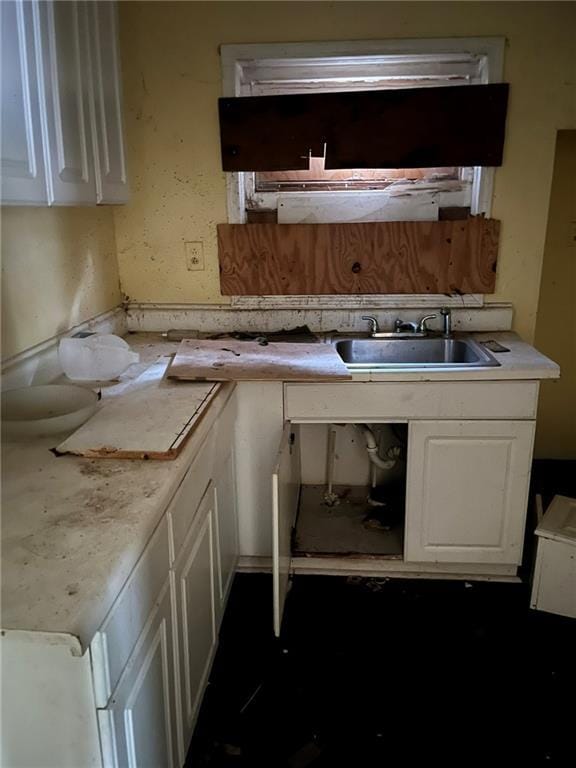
184,241,204,271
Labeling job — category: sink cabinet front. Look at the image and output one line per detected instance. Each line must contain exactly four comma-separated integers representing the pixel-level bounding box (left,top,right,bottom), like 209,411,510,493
272,381,540,633
405,420,535,564
284,381,538,422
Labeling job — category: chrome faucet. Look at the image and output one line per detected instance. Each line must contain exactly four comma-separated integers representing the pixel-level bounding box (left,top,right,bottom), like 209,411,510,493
394,318,418,333
395,314,437,335
362,315,380,335
363,311,445,338
440,307,452,337
416,314,437,334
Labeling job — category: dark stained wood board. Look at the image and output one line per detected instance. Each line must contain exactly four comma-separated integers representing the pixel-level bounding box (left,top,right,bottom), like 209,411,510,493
219,84,509,172
167,340,352,381
217,217,500,295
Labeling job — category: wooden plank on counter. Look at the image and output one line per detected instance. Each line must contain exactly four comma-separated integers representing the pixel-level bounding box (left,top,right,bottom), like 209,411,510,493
217,217,499,295
167,339,352,381
56,359,220,460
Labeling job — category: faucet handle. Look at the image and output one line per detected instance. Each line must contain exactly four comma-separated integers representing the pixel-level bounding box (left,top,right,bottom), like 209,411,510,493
361,315,379,335
417,314,437,333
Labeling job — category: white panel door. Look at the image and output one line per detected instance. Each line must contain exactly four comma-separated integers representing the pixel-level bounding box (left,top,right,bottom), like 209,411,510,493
272,422,301,637
1,0,49,204
38,0,97,204
214,446,239,623
405,420,535,564
172,487,217,761
88,0,128,203
98,579,179,768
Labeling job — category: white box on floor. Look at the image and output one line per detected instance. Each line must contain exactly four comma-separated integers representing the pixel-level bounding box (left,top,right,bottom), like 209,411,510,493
531,495,576,619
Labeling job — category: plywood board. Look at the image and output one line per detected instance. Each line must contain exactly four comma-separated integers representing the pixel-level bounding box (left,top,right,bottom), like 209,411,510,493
56,359,220,460
218,217,499,295
167,340,352,381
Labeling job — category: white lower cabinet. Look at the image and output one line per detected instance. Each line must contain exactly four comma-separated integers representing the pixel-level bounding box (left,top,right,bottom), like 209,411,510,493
98,580,179,768
272,423,301,638
271,415,537,635
92,391,238,767
405,420,535,564
214,447,239,621
172,486,217,762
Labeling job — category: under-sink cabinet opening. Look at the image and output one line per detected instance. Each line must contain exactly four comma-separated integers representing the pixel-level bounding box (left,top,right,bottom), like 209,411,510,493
273,420,411,637
273,396,537,636
293,423,408,560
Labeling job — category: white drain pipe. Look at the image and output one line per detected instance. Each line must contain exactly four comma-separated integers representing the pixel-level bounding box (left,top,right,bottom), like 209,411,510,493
324,424,340,506
356,425,399,471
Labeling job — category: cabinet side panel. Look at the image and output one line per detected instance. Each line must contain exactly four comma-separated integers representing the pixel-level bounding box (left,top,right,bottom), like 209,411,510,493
532,538,576,619
0,634,101,768
235,382,285,557
272,423,301,637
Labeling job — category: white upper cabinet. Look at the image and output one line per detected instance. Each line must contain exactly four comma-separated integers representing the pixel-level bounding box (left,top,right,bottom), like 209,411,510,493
0,0,128,206
88,0,128,203
1,0,49,204
39,0,97,204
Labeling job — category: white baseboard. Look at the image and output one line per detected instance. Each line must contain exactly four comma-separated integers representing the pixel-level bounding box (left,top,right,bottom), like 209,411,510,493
237,556,273,573
1,307,127,390
291,556,518,580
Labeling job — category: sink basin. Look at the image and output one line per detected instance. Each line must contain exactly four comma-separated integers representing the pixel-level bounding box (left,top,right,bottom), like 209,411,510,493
335,337,500,369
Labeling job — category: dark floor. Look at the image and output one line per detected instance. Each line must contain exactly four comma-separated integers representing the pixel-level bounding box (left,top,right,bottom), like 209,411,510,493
187,462,576,767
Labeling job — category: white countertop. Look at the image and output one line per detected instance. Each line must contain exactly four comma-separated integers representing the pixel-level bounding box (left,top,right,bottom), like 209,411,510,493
1,336,233,650
1,330,558,650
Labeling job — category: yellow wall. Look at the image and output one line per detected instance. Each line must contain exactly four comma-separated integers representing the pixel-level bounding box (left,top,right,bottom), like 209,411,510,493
1,207,121,359
114,1,576,342
534,131,576,459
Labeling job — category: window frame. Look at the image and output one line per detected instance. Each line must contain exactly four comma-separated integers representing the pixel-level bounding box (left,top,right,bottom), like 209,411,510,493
221,37,505,308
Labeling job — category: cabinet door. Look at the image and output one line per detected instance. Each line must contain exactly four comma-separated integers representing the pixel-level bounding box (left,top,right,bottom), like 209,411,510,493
38,0,97,204
405,420,535,564
214,446,239,623
172,487,217,760
1,0,49,204
272,422,301,637
98,580,179,768
88,0,128,203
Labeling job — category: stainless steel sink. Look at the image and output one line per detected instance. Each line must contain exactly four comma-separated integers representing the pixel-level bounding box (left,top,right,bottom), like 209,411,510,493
335,337,500,369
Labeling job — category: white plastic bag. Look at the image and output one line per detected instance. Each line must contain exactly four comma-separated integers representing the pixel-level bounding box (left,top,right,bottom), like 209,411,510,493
58,334,140,381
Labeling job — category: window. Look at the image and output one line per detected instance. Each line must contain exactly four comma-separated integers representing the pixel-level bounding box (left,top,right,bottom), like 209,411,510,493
256,160,462,193
221,38,504,306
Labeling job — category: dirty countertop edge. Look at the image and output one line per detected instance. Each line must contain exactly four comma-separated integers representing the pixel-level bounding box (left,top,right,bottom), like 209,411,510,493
140,330,558,382
1,365,235,652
